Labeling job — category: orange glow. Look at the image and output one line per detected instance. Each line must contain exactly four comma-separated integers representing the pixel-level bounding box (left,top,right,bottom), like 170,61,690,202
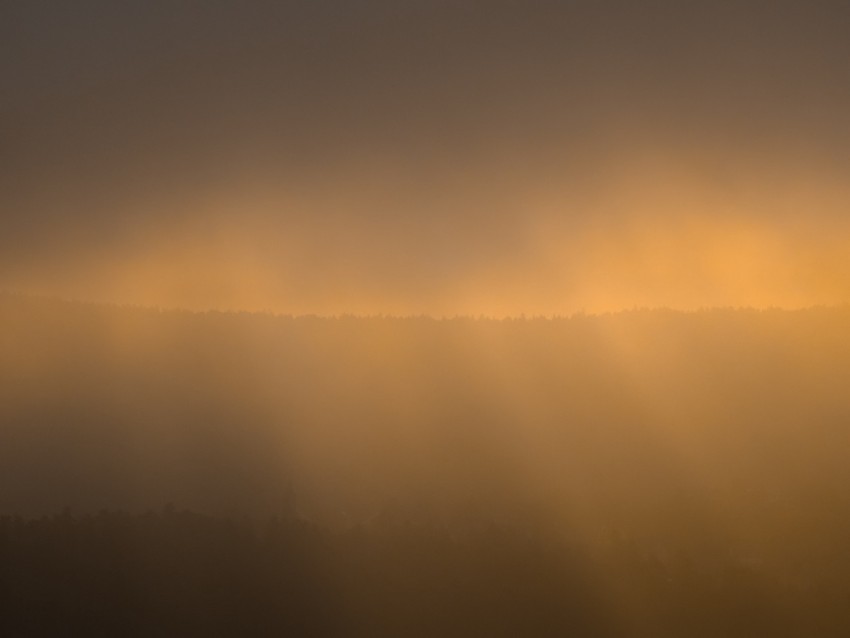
5,187,848,317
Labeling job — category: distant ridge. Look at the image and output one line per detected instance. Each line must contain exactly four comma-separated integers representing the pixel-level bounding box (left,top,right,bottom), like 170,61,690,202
2,288,847,321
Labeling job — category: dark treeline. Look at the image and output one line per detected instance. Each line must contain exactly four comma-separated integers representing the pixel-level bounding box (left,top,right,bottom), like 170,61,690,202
2,293,850,633
2,508,849,637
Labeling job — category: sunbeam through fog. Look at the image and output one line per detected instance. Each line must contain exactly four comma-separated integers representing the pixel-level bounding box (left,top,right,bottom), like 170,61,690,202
3,1,850,636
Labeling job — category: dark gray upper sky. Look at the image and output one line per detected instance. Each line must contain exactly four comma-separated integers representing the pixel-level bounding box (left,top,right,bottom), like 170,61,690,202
2,0,850,314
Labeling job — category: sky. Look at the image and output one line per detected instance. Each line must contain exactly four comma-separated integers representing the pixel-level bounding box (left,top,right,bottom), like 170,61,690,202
2,0,850,316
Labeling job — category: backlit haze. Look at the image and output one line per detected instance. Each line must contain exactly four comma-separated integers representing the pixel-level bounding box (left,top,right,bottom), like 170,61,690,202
6,5,850,633
3,0,850,316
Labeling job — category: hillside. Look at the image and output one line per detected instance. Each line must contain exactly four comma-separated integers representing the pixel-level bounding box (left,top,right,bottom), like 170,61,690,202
3,294,849,534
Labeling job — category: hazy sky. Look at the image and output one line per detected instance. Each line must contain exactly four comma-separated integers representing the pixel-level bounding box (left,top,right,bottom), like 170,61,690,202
3,0,849,315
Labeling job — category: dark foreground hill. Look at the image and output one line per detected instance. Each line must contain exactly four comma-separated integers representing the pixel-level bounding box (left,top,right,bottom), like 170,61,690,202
2,508,850,638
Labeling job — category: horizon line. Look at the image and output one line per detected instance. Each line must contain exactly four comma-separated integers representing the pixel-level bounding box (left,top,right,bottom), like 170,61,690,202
2,289,848,321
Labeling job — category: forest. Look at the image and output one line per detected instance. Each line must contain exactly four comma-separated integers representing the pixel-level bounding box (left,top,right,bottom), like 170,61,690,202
4,507,850,637
2,293,850,635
